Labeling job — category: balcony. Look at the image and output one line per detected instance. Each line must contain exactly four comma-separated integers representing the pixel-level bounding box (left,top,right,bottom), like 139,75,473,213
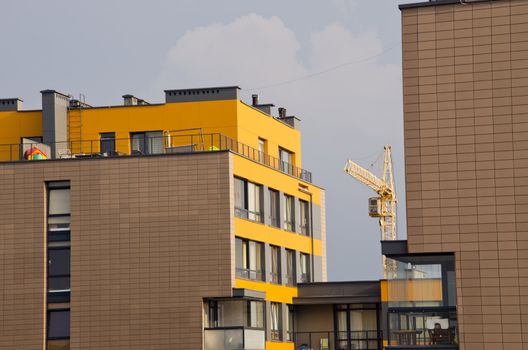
0,133,312,182
204,327,265,350
293,331,382,350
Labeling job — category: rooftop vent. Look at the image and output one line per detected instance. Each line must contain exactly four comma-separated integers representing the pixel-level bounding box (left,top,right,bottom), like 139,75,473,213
251,94,275,115
277,107,301,130
164,86,240,103
123,94,149,106
0,98,23,112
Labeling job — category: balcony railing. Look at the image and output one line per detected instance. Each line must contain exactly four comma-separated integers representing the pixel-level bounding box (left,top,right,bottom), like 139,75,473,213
236,268,264,281
204,327,265,350
0,133,312,182
293,331,382,350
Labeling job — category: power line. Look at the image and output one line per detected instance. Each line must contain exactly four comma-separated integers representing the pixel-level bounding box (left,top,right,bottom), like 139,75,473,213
248,41,400,91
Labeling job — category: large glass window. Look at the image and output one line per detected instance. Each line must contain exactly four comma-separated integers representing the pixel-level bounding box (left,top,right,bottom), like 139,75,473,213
234,177,262,223
386,254,458,347
335,304,379,350
236,238,264,281
100,132,116,155
284,194,295,232
299,200,310,236
270,302,282,341
286,305,294,341
286,249,296,286
48,248,70,292
207,300,264,329
270,245,281,284
269,188,280,228
300,253,310,283
48,184,71,242
279,147,293,174
131,131,163,155
48,310,70,339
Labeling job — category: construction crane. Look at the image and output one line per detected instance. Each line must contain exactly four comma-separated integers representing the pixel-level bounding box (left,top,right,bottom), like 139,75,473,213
344,146,397,278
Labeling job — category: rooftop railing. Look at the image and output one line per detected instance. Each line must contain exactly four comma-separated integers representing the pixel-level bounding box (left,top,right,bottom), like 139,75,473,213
0,133,313,183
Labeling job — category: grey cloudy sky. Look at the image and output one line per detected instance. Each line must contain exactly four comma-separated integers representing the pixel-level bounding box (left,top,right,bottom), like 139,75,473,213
1,0,406,280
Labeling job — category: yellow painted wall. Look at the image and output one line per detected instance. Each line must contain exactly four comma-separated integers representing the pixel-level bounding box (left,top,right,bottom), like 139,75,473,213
235,218,322,256
265,341,295,350
236,102,301,167
235,279,298,304
0,111,42,160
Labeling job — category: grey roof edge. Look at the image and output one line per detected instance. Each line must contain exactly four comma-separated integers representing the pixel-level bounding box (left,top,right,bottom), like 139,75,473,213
232,288,266,299
381,240,409,256
40,89,70,98
164,86,241,93
399,0,494,10
0,98,23,102
298,280,380,286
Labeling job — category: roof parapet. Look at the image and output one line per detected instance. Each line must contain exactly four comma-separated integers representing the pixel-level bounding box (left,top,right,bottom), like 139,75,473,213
0,98,23,112
164,86,240,103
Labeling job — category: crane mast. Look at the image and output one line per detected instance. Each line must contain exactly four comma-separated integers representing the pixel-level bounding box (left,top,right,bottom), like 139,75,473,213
344,146,397,278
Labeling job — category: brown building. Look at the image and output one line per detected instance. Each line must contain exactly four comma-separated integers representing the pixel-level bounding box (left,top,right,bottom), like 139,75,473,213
400,0,528,349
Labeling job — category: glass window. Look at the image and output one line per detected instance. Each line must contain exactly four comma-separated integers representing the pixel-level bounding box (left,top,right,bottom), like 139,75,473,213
279,147,293,174
49,189,70,215
235,238,264,281
286,249,296,286
284,194,295,232
234,177,262,223
270,245,281,284
286,305,294,341
48,248,70,292
100,132,116,154
207,300,264,329
300,200,310,236
258,138,266,164
130,131,163,155
300,253,310,283
269,189,280,228
48,310,70,339
270,302,282,341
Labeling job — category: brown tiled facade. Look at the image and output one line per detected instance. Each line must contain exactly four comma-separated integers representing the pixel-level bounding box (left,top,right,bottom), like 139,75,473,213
0,151,233,349
401,1,528,349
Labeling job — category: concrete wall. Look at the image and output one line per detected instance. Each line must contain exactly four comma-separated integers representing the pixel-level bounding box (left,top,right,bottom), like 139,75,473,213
401,1,528,349
0,151,234,349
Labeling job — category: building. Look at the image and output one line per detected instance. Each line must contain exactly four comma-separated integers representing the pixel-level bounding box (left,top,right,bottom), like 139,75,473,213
398,0,528,349
0,87,327,350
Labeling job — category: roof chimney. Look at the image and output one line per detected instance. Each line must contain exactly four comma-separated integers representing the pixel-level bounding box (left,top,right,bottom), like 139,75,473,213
123,94,149,106
252,94,259,106
278,107,287,119
41,90,70,158
0,98,23,112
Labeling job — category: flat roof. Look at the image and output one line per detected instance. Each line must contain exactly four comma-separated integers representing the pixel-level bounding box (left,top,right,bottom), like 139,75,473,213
294,281,380,305
399,0,494,10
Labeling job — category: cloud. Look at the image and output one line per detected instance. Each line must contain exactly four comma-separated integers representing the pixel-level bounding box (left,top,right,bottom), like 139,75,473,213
151,14,403,281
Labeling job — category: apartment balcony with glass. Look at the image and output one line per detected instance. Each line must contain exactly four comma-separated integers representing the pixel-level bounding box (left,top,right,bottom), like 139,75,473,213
386,254,457,349
204,299,265,350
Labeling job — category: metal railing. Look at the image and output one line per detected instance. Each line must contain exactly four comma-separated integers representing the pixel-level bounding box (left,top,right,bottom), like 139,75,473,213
293,331,382,350
236,268,264,281
0,133,313,182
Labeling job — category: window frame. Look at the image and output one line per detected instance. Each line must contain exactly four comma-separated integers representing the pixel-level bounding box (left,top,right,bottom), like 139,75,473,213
270,302,283,341
299,199,310,236
300,253,311,283
270,245,281,284
47,309,70,340
269,188,280,228
234,177,263,223
130,130,164,155
283,194,295,232
235,237,265,281
279,147,294,175
100,132,116,154
286,249,296,287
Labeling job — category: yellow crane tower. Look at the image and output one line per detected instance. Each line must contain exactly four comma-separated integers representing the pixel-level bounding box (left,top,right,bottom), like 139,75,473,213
344,146,397,278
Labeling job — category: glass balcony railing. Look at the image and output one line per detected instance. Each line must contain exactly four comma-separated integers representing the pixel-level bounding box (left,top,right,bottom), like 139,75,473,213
204,327,265,350
293,331,382,350
0,133,312,182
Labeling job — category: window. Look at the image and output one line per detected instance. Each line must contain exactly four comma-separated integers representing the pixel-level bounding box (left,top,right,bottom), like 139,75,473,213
269,189,280,228
236,238,264,281
300,253,310,283
270,245,281,284
286,305,294,341
300,200,310,236
284,194,295,232
258,138,267,164
207,300,264,329
130,131,163,155
48,248,70,292
335,304,380,350
286,249,296,286
100,132,116,154
279,147,293,174
234,177,262,223
270,302,282,341
47,310,70,339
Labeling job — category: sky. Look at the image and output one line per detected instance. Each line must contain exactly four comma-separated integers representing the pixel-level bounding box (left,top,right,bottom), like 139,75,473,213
1,0,406,280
